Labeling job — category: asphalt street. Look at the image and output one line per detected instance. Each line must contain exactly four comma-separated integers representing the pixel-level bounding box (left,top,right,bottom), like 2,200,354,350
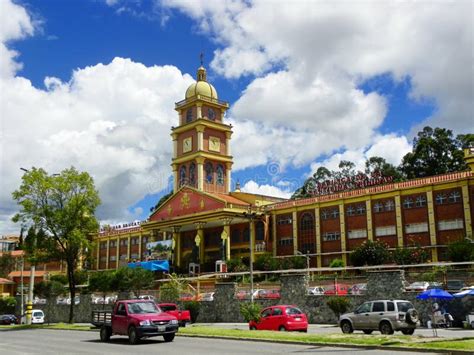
0,329,448,355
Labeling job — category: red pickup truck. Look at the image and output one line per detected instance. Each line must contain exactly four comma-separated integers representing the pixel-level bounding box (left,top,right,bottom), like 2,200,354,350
158,303,191,327
92,300,179,344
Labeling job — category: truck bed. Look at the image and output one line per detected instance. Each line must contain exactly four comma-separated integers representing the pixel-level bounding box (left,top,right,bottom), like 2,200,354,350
91,310,112,328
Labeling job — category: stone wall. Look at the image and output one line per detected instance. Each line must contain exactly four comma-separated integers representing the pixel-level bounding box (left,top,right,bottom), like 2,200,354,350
17,271,473,326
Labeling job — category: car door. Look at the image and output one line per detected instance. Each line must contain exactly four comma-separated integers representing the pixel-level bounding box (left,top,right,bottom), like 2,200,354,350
369,301,385,328
257,307,273,330
112,303,128,335
270,307,285,330
353,302,372,329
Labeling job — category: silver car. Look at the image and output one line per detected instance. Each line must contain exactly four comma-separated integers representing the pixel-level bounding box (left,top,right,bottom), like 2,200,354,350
339,300,418,335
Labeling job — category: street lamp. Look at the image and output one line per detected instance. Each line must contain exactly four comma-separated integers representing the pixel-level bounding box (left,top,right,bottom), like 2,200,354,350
242,207,258,303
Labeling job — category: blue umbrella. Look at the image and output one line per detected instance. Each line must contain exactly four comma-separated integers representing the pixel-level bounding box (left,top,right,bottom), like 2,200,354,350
453,289,474,298
417,288,454,300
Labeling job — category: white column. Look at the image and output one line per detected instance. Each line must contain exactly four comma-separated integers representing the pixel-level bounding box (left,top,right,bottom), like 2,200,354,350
196,157,204,191
197,126,204,151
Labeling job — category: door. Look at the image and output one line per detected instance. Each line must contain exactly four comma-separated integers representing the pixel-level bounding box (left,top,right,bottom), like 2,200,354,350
112,303,128,335
368,301,385,328
257,308,273,330
269,307,285,330
353,302,372,329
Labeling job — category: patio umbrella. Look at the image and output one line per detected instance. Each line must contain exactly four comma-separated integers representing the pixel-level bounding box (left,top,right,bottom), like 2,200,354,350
453,289,474,298
416,288,453,337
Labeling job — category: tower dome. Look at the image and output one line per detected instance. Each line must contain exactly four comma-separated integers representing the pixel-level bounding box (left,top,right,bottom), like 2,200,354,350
185,66,218,100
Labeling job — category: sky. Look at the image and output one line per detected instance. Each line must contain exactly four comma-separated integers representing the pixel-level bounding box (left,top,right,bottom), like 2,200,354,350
0,0,472,234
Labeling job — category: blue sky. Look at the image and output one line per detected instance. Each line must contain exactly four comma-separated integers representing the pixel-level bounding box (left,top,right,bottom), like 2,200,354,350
0,0,471,233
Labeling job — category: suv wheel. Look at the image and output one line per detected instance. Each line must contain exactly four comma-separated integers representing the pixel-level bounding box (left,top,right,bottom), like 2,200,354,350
163,333,175,342
406,309,419,324
379,321,394,335
401,328,415,335
341,320,353,334
363,330,373,334
128,326,140,345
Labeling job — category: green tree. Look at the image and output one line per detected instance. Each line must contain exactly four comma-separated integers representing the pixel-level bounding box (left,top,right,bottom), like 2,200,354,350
350,240,390,266
254,253,278,271
12,167,100,323
150,190,173,212
326,297,351,318
184,301,201,323
89,270,115,308
239,302,261,322
365,156,404,181
34,280,64,324
399,127,472,178
112,267,155,297
0,253,15,278
447,239,474,262
329,258,345,268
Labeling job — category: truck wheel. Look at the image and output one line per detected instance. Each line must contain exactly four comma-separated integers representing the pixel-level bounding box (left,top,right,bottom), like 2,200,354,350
163,333,175,342
128,326,140,345
401,328,415,335
100,326,111,342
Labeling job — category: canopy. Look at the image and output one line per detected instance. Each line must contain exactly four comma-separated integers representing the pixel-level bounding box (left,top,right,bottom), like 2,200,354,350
416,288,454,300
453,289,474,298
128,260,169,272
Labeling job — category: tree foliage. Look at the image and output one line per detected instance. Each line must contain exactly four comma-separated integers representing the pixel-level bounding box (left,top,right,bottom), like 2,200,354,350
0,253,15,278
350,240,390,266
88,270,115,304
184,301,201,323
400,127,473,178
150,190,173,212
326,297,351,318
12,167,100,323
112,267,155,297
447,239,474,262
239,302,262,322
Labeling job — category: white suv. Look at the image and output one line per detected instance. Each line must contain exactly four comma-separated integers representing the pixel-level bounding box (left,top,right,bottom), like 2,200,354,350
339,300,418,335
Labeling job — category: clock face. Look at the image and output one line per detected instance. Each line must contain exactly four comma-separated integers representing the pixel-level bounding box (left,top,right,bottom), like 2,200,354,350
208,108,216,121
183,137,192,153
209,136,221,152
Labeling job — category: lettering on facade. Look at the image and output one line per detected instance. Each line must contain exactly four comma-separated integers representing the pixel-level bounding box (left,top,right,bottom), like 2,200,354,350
309,172,394,196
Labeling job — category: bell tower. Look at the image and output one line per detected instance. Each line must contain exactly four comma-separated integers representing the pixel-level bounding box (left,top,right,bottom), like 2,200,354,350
171,64,233,194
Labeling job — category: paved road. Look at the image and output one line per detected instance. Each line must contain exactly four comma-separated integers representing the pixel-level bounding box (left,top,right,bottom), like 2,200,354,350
0,329,446,354
194,322,474,339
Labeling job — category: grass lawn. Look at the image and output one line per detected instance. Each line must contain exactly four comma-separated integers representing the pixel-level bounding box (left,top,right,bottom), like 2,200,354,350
180,326,474,352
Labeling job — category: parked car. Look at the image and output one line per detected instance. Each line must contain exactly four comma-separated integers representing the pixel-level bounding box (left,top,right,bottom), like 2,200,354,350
0,314,18,325
256,289,280,299
138,295,155,301
348,283,367,295
236,290,250,300
178,293,196,301
405,281,430,292
31,309,45,324
323,284,351,295
446,280,465,292
339,300,418,335
307,286,325,295
158,303,191,327
249,305,308,332
200,292,215,302
92,300,179,344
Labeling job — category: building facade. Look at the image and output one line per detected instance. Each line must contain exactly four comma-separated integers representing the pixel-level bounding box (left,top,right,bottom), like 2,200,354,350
92,65,474,272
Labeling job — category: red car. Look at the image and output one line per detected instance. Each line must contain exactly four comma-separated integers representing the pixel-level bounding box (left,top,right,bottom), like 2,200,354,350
323,284,351,295
249,305,308,332
256,289,281,299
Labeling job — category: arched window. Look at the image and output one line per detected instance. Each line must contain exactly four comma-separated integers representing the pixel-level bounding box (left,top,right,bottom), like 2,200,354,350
300,213,314,231
189,163,196,186
179,165,187,186
186,108,193,123
205,162,214,183
216,164,224,185
448,191,461,203
208,108,216,121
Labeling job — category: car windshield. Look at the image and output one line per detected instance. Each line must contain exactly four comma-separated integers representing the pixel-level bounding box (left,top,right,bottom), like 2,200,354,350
285,307,302,315
127,302,159,314
396,302,414,312
33,312,43,317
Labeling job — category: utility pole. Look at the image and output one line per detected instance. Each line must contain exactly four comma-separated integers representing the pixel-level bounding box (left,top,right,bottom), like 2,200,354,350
20,256,24,324
243,207,257,303
26,232,36,325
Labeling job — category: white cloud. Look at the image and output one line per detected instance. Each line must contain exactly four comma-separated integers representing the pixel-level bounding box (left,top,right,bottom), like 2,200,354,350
0,1,194,234
165,0,472,170
241,180,291,199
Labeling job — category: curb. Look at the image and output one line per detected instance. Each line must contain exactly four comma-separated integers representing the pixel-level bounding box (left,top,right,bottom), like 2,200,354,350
177,333,473,354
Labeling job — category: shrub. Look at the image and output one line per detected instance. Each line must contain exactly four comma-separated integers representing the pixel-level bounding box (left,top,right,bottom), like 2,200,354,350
329,258,345,268
159,282,180,302
226,258,249,272
392,245,430,265
350,240,390,266
254,253,278,271
184,301,201,323
326,297,351,318
239,302,262,322
447,239,474,262
0,296,16,314
278,256,306,270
